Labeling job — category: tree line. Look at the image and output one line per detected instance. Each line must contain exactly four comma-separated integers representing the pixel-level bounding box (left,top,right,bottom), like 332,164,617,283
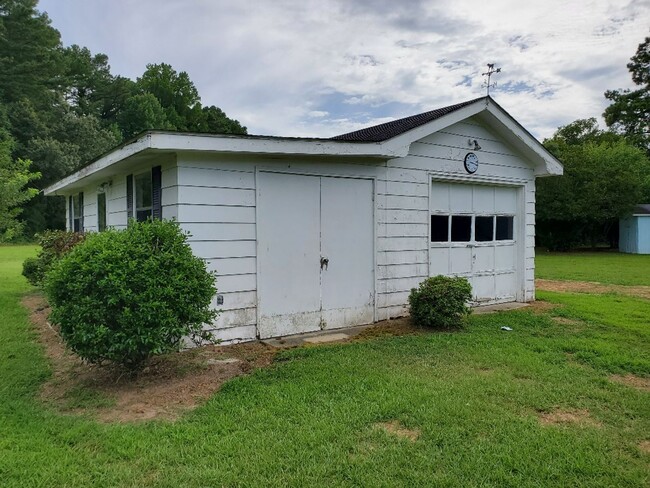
0,0,246,239
1,1,648,251
537,36,650,250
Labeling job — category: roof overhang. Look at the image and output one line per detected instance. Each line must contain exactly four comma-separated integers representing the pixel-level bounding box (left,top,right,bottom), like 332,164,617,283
44,132,400,195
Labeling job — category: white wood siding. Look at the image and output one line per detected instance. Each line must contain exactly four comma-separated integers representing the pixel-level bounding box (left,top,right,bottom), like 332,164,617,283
173,116,537,340
64,115,538,343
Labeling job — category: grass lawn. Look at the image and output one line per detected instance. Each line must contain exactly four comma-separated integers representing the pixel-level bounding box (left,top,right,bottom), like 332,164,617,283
1,245,649,487
536,250,650,285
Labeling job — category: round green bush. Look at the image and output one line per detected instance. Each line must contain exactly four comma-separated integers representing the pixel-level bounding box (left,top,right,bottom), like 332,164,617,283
44,220,218,369
408,275,472,328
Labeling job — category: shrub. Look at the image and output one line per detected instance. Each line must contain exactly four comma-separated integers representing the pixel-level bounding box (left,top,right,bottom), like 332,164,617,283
22,230,85,286
44,220,218,370
408,275,472,328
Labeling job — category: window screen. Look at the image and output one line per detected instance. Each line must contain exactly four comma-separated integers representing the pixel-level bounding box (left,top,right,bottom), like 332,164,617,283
431,215,449,242
475,216,494,241
496,216,514,240
451,215,472,242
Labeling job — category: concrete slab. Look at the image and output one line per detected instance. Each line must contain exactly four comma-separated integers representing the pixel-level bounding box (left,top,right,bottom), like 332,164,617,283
206,358,241,365
304,333,349,344
261,323,376,348
260,302,529,348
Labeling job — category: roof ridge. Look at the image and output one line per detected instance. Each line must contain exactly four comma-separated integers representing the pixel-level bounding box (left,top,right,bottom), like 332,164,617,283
330,96,486,142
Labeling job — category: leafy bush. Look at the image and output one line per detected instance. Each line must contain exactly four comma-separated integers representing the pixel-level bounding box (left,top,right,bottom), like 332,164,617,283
408,275,473,328
44,220,218,370
22,230,85,286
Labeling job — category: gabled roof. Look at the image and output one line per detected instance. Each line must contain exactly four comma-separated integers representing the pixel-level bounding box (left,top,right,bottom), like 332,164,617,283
44,96,563,195
331,97,484,142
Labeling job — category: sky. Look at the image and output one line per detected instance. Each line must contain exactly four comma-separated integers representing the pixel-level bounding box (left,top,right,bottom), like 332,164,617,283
39,0,649,140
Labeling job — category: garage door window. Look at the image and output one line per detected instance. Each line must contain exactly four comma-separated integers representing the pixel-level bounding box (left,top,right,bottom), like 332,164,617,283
475,216,494,241
431,214,514,242
496,216,514,240
430,215,449,241
451,216,472,242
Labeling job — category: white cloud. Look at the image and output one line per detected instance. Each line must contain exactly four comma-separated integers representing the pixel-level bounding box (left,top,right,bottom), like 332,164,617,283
40,0,650,140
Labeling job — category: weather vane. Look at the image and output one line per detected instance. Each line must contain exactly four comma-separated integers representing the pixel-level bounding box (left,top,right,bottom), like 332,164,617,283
482,64,501,96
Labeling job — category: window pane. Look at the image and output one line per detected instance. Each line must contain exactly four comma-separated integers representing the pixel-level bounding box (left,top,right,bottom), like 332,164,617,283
475,216,494,241
73,194,81,217
97,193,107,231
431,215,449,242
135,172,152,209
496,216,514,240
451,215,471,242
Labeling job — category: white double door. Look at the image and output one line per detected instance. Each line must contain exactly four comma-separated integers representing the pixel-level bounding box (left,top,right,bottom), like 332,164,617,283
257,172,375,339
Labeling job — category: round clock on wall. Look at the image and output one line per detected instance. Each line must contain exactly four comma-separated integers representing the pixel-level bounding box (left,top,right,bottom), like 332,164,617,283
464,152,479,174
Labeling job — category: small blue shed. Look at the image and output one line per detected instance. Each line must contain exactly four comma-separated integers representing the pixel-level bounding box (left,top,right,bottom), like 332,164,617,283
619,204,650,254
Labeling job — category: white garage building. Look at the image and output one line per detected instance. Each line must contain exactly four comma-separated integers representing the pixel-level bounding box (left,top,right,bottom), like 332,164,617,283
45,96,563,342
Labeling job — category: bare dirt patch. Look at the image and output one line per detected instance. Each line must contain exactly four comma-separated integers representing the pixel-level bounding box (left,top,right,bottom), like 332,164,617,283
354,317,423,340
537,408,601,427
374,420,421,441
23,294,276,423
536,279,650,300
609,374,650,392
639,441,650,454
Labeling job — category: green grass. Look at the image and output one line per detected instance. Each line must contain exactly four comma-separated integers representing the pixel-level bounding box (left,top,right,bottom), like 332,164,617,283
536,251,650,285
1,245,649,487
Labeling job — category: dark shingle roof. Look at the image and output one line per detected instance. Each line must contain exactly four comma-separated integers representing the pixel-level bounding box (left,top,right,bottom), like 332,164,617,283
633,204,650,215
331,97,486,142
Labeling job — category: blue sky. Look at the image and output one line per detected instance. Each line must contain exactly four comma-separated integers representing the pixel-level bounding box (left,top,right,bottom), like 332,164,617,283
39,0,649,140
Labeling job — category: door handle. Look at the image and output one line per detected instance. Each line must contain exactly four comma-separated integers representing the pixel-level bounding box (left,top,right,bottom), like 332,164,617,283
320,257,329,270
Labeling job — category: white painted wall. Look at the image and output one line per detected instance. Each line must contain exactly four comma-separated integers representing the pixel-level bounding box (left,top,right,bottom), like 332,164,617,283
64,115,539,343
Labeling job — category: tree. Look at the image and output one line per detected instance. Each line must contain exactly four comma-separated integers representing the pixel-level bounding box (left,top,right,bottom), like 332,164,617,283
604,37,650,155
0,130,39,240
0,0,62,108
537,119,650,250
117,93,173,139
132,63,247,135
0,2,247,237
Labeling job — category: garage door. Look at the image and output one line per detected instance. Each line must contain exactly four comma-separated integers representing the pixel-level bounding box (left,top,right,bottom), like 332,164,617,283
257,172,375,339
429,181,520,304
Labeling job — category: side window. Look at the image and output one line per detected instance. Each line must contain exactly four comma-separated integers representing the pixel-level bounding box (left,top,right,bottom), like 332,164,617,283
97,192,107,231
70,192,84,232
135,172,153,222
128,166,162,224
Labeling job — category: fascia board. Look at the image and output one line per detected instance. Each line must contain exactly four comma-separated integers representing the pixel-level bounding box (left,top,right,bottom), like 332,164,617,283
45,133,399,195
148,132,397,157
44,135,153,195
484,104,563,176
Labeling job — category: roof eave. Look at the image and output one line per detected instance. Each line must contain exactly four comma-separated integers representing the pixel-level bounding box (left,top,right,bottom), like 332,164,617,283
44,131,405,195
